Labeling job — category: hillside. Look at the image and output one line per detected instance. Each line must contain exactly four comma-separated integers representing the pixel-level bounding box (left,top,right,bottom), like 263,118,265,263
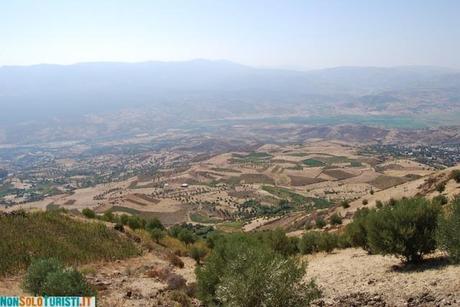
307,248,460,306
0,210,201,306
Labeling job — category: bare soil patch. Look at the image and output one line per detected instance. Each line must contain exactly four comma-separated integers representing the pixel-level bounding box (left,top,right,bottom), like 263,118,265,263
288,175,325,186
306,248,460,306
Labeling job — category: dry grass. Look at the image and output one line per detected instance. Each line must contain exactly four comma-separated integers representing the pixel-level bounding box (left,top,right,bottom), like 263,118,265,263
160,236,188,256
369,175,408,189
0,211,139,275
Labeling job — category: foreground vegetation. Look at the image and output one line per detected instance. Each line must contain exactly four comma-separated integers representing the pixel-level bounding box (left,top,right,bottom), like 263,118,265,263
196,234,321,306
345,196,460,264
23,258,95,296
0,211,139,275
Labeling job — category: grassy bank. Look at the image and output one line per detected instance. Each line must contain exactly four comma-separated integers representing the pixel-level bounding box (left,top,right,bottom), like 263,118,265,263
0,211,139,275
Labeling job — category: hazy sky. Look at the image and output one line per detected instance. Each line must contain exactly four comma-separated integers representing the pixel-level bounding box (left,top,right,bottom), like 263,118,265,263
1,0,459,69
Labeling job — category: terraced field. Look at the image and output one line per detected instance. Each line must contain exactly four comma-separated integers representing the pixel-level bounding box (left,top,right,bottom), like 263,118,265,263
4,141,436,233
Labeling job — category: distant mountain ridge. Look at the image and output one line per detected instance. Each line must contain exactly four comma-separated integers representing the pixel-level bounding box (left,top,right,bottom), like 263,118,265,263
1,60,459,121
0,60,460,144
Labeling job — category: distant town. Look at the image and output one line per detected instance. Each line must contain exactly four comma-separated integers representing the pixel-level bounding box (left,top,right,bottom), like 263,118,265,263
363,143,460,168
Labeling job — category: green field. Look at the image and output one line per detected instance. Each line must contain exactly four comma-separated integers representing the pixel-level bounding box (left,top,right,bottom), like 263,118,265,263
190,213,220,224
302,159,326,167
231,152,272,163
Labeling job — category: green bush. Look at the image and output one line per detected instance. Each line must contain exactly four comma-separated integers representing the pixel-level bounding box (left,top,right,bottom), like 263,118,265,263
387,198,397,207
436,182,446,193
42,268,96,296
178,229,196,245
375,200,383,209
146,218,165,231
127,216,143,230
366,197,441,263
120,214,129,225
102,211,114,222
344,208,374,252
22,258,63,295
315,217,326,229
196,234,321,306
256,228,299,256
82,208,96,219
298,231,338,254
432,195,448,206
23,258,95,296
340,200,350,208
190,246,207,264
150,228,165,243
329,213,342,225
114,223,124,232
450,170,460,183
437,197,460,263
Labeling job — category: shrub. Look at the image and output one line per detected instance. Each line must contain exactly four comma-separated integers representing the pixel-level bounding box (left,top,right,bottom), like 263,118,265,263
82,208,96,219
437,197,460,263
387,198,397,207
340,200,350,209
436,182,446,193
147,265,171,280
196,234,321,306
362,199,368,206
298,231,338,254
329,213,342,225
370,189,374,195
102,211,114,222
23,258,95,296
366,197,441,263
127,216,143,230
432,195,448,206
315,217,326,229
146,218,165,231
42,269,96,296
450,170,460,183
150,228,165,243
298,232,318,254
256,228,299,256
160,236,188,256
114,223,124,232
166,253,185,268
119,214,129,225
23,258,63,295
344,208,373,251
166,273,187,290
190,246,207,264
132,229,155,250
189,241,209,264
375,200,383,209
168,290,193,307
178,229,196,245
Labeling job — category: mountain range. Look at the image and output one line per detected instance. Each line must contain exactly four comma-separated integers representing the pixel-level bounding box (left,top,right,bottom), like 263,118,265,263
0,60,459,144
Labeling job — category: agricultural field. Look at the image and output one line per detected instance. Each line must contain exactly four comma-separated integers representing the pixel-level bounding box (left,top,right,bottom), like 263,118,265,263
2,140,442,233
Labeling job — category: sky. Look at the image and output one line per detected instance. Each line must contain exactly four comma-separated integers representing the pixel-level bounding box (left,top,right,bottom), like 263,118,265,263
1,0,459,69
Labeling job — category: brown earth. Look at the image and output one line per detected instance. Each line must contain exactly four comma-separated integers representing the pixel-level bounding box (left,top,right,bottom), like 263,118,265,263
306,248,460,307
